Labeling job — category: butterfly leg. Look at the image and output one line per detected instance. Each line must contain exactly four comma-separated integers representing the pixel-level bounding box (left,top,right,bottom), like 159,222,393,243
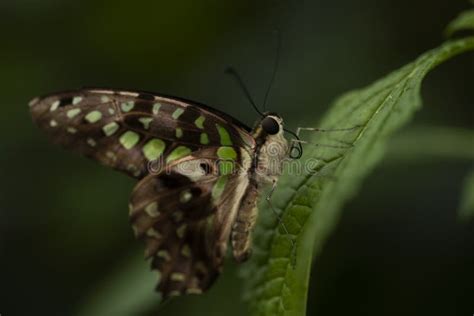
291,139,354,149
265,180,296,250
232,180,297,263
295,126,361,137
289,126,361,158
295,126,361,146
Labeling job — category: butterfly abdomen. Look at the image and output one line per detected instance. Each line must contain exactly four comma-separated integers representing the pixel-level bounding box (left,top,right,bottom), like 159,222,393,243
231,183,259,262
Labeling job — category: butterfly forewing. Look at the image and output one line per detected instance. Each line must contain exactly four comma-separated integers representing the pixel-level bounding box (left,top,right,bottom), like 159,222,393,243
29,88,254,178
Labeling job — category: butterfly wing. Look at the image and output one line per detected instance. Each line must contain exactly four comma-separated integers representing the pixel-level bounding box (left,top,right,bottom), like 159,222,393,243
29,88,256,298
29,88,255,178
129,147,251,298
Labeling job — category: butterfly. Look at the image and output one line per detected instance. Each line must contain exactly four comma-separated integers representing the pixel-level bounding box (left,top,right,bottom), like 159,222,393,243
29,86,301,300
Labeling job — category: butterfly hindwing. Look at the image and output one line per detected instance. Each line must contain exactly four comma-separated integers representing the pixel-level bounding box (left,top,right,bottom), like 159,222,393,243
29,88,254,178
129,149,251,298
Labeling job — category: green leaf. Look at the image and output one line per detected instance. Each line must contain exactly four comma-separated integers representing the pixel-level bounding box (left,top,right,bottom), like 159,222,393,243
458,169,474,221
445,8,474,37
241,37,474,316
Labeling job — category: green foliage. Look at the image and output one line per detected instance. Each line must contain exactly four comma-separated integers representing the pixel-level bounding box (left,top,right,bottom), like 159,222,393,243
446,9,474,37
241,12,474,316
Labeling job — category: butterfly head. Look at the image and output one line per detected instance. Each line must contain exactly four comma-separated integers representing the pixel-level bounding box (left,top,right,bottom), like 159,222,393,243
255,113,302,159
255,112,287,153
255,113,287,147
257,113,303,160
260,113,283,136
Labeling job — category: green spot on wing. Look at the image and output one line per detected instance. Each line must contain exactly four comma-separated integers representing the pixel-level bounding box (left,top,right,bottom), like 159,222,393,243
172,108,184,119
142,139,166,161
85,111,103,123
200,133,209,145
195,116,205,129
181,244,191,257
144,201,160,217
138,117,153,130
175,128,183,138
217,147,237,174
212,175,228,201
50,100,60,112
217,147,237,160
121,101,135,112
219,161,235,175
179,190,192,203
73,96,83,105
216,124,232,145
87,138,97,147
166,146,191,163
102,122,119,136
67,127,77,134
152,103,162,115
100,96,110,103
171,273,186,282
119,131,140,149
67,108,81,119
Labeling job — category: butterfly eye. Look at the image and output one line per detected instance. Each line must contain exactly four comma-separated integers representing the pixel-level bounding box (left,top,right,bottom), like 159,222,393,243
261,116,279,135
200,163,211,175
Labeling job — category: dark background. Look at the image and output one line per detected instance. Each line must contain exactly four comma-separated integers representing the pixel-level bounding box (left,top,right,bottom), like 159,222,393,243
0,0,473,315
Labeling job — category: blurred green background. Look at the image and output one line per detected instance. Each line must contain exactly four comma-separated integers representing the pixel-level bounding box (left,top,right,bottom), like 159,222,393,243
1,0,473,315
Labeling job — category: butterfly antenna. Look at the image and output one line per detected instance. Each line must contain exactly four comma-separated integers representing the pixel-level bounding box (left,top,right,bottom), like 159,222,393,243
263,30,282,112
225,67,264,117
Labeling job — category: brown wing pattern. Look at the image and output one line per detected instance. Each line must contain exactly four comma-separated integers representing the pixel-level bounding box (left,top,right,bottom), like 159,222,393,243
129,150,250,299
29,88,255,178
